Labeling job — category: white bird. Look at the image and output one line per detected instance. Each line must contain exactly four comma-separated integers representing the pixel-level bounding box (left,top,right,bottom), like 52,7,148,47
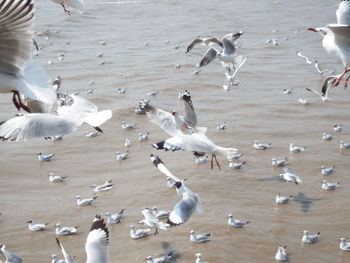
55,238,75,263
145,252,173,263
289,143,305,153
308,24,350,87
151,207,171,219
339,237,350,251
85,131,100,138
85,215,109,263
124,138,132,148
147,90,159,96
216,122,226,130
0,0,56,112
283,88,293,94
302,231,320,244
130,225,152,239
227,153,243,160
253,140,271,150
275,246,287,262
228,161,246,169
279,168,303,184
166,177,176,188
298,98,309,105
195,253,208,263
321,180,340,190
121,121,136,129
306,85,332,102
0,244,23,263
275,193,292,204
117,88,126,94
91,180,113,192
337,0,350,25
314,60,330,74
26,220,48,231
50,0,85,15
48,172,67,182
227,214,250,227
50,254,66,263
272,158,288,167
139,208,169,234
340,141,350,149
105,209,124,224
322,133,333,141
190,230,213,243
334,124,343,132
296,50,313,64
321,166,335,175
55,224,78,236
75,196,97,206
116,151,128,160
38,152,55,162
194,156,208,164
138,132,150,141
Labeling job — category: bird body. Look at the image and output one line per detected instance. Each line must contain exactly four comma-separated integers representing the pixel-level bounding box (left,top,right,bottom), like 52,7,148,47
190,230,213,243
279,168,303,184
92,180,113,192
302,231,320,244
27,220,48,231
130,225,151,239
38,152,55,162
55,224,78,236
105,209,124,224
228,161,246,169
340,141,350,149
227,214,250,227
272,158,288,167
321,180,340,190
289,143,305,153
321,166,335,175
275,246,287,262
253,140,271,150
145,252,173,263
48,173,67,182
275,194,292,204
75,196,97,206
339,237,350,251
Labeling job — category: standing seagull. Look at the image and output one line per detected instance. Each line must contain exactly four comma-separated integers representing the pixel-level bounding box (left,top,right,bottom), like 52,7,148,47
0,0,56,112
0,244,22,263
50,0,85,15
308,24,350,87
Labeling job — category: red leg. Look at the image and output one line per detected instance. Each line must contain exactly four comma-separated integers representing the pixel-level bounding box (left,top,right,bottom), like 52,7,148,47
344,73,350,88
12,91,21,111
61,3,71,15
333,67,350,87
210,155,214,170
12,91,31,113
213,154,221,170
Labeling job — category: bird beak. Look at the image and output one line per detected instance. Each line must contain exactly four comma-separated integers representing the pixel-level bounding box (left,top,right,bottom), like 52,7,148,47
308,27,317,32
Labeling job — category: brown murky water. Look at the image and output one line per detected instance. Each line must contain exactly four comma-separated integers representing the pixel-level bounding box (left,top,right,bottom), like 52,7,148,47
1,0,350,262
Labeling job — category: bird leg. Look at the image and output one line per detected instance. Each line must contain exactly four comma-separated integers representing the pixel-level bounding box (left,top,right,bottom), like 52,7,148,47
154,228,158,236
212,154,221,170
344,72,350,88
12,91,31,113
61,3,71,15
333,67,350,87
210,154,214,170
94,126,103,133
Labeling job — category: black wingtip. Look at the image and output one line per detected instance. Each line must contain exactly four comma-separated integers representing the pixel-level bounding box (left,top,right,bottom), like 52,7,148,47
152,141,165,150
150,154,163,166
90,215,109,240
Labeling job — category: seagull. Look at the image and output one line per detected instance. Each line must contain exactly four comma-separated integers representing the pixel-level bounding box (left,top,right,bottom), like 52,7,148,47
147,90,159,96
145,252,173,263
190,230,213,243
48,172,67,182
195,253,208,263
302,230,320,244
306,85,332,102
0,0,56,112
216,122,226,131
75,196,97,206
308,24,350,87
228,161,246,169
322,133,333,140
289,143,305,153
253,140,271,150
314,60,331,74
283,88,293,94
339,237,350,251
340,141,350,149
130,225,152,239
227,214,250,227
296,50,313,64
0,244,23,263
85,131,100,138
334,124,343,132
275,193,293,204
139,208,169,234
50,254,66,263
38,152,55,162
26,220,48,231
124,138,132,148
55,223,78,236
116,151,128,160
321,180,340,190
138,132,150,142
105,209,125,224
152,207,171,219
91,180,113,192
196,32,244,70
279,168,303,184
272,158,288,167
227,153,243,160
321,166,335,175
121,121,136,129
50,0,85,15
275,246,287,262
298,98,309,105
337,0,350,25
55,238,75,263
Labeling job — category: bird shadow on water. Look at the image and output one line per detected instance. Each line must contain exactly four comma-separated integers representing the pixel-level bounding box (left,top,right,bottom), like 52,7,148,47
161,241,181,263
291,192,322,213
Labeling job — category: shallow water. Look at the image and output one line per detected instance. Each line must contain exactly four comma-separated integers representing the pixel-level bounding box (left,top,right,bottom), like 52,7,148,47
1,0,350,262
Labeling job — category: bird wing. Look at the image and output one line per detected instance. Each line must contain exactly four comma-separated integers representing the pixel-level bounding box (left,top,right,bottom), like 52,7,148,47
197,48,218,68
150,154,181,182
56,238,75,263
85,216,109,263
142,105,180,137
0,0,34,76
206,37,223,48
168,192,198,225
67,0,85,11
0,113,77,141
327,24,350,52
336,0,350,25
221,38,236,55
185,38,203,53
180,93,198,128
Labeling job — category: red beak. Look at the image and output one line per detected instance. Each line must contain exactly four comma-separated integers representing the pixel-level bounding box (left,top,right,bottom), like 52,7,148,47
308,27,317,32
